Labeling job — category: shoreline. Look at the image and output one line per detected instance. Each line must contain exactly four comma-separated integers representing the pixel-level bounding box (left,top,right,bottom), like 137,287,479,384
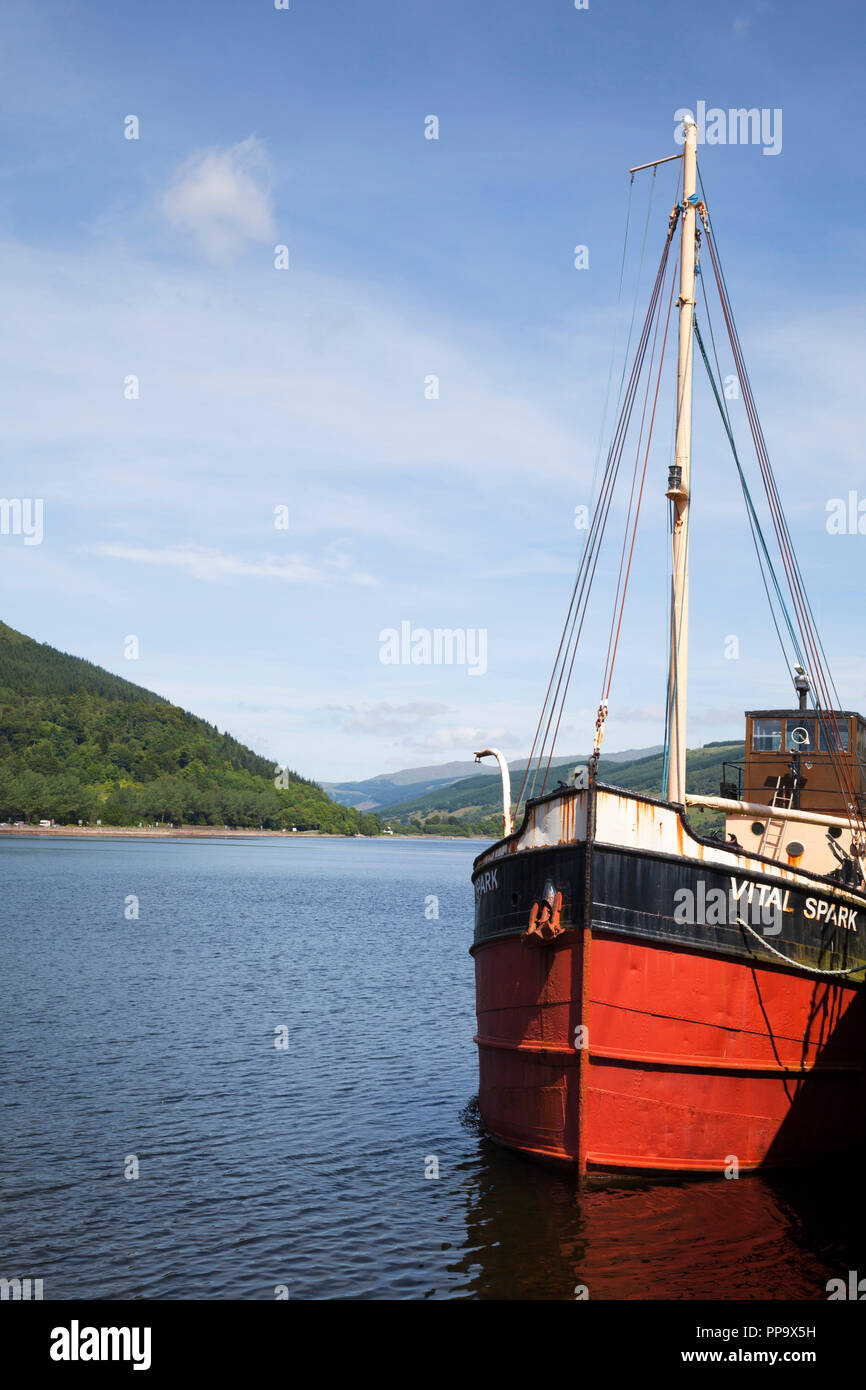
0,825,487,842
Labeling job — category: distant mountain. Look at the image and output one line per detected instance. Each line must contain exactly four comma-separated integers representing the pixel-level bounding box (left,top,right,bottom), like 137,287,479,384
0,621,377,833
324,746,665,811
320,759,497,812
381,742,744,829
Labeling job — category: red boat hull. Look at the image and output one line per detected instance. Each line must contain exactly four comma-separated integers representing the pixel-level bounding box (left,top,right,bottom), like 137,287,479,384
474,929,866,1172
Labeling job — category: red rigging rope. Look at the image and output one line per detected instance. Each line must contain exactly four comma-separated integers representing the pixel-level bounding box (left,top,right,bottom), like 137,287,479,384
704,227,866,848
515,216,679,811
555,244,680,786
706,231,861,827
600,247,680,716
697,293,859,835
599,266,670,698
697,272,793,675
517,168,864,853
532,230,675,801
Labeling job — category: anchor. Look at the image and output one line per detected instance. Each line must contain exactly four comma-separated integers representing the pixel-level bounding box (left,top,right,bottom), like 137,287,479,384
522,887,564,945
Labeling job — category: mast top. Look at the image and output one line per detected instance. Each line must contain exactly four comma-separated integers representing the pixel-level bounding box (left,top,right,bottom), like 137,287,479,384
629,114,694,175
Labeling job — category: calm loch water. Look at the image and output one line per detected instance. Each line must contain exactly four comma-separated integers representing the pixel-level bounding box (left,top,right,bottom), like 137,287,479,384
0,835,861,1300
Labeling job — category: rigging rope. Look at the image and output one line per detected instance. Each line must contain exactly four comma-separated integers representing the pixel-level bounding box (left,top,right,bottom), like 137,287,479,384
516,159,864,865
695,281,793,676
699,165,856,734
597,247,679,749
694,315,796,675
607,168,659,447
525,223,678,805
515,178,639,813
696,179,866,852
515,211,678,813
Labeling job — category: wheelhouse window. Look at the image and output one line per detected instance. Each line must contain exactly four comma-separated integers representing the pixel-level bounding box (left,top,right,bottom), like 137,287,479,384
786,719,815,752
753,718,782,752
818,718,850,753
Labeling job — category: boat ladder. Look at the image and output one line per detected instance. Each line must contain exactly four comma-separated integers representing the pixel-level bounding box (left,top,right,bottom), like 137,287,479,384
759,779,793,859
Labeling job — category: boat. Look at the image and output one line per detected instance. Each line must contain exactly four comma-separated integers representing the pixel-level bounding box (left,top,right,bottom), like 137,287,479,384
469,116,866,1174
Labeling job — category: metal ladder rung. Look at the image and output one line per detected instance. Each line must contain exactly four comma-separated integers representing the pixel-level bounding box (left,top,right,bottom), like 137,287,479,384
759,779,791,858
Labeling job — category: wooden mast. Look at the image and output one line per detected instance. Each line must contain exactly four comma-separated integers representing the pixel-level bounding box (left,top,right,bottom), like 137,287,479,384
665,115,698,805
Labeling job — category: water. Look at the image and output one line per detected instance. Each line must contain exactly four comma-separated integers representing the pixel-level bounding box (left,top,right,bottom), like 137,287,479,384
1,835,862,1300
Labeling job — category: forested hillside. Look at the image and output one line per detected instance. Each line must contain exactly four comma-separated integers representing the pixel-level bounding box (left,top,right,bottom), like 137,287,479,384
384,742,745,836
0,622,378,832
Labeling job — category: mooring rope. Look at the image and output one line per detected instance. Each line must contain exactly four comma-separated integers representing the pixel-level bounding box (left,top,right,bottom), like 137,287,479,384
736,916,864,978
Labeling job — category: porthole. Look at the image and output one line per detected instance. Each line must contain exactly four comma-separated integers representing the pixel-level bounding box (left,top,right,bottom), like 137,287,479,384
786,841,805,858
750,821,765,836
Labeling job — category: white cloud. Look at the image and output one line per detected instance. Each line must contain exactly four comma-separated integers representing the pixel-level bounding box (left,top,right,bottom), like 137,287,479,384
337,700,447,733
161,137,275,263
4,221,866,780
318,702,526,755
404,724,523,753
92,542,377,586
613,704,667,723
330,701,450,734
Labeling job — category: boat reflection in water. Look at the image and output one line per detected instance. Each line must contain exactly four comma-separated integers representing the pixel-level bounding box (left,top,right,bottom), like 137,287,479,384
449,1116,864,1300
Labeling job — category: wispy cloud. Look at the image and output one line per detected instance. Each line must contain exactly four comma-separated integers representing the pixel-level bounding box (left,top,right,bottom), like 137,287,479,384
326,701,450,734
4,120,866,781
161,137,275,263
321,702,524,754
401,724,525,753
92,542,377,586
614,704,667,723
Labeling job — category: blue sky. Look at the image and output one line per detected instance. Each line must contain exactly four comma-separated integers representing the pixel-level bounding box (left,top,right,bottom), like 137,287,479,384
2,0,865,781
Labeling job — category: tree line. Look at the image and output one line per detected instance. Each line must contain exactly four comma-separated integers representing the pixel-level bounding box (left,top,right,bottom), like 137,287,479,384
0,635,380,833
